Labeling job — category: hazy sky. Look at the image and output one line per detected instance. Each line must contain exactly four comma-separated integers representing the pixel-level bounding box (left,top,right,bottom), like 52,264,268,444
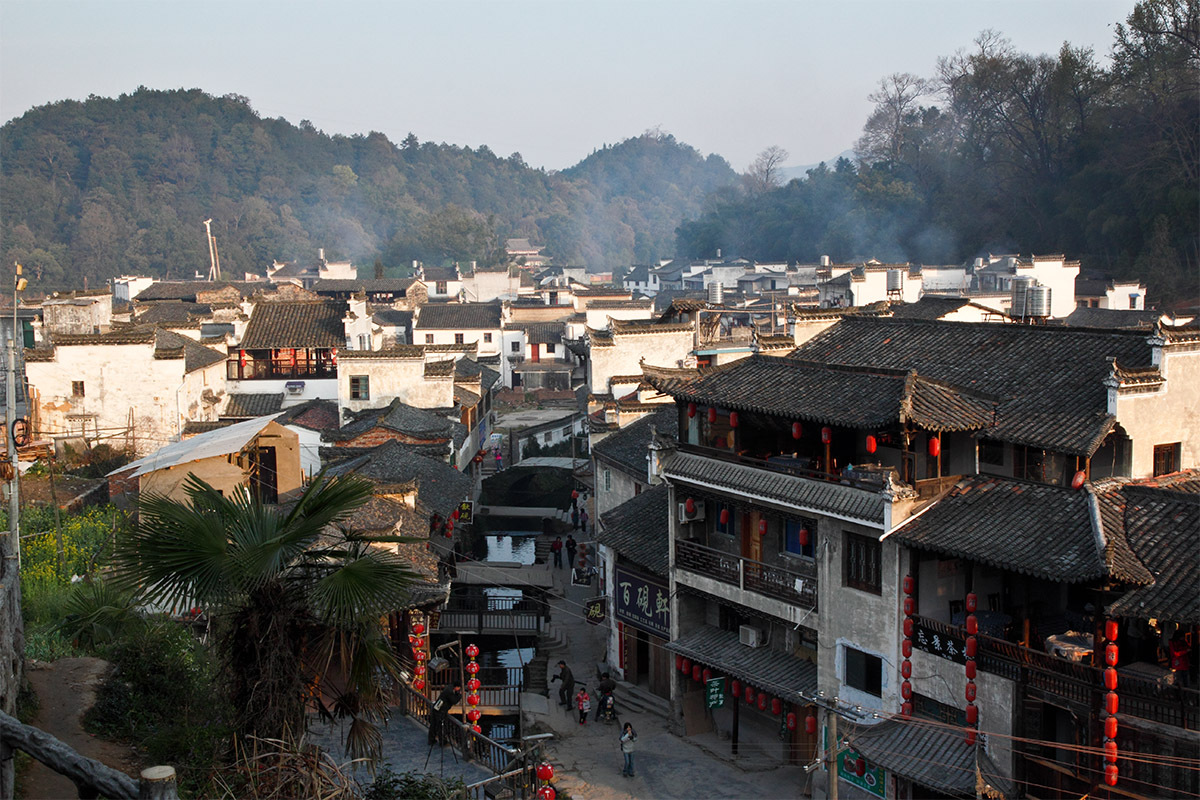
1,0,1136,172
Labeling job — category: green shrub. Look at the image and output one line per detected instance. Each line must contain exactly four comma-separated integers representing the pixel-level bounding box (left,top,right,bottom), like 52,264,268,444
362,767,467,800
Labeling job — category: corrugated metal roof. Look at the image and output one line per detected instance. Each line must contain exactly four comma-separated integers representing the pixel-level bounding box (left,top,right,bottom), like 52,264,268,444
114,414,283,479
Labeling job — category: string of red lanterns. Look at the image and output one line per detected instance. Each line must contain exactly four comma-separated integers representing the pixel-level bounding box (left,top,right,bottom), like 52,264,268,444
465,642,482,732
900,575,914,717
965,593,979,746
1102,619,1120,787
536,761,556,800
409,616,428,693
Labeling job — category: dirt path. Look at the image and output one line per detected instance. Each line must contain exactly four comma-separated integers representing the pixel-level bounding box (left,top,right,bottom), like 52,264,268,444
20,657,139,800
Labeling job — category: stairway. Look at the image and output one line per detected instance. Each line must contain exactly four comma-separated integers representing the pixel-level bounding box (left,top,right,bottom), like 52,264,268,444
615,680,671,720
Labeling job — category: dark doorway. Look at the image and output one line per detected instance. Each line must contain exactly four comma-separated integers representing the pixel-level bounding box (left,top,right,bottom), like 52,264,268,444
250,446,278,504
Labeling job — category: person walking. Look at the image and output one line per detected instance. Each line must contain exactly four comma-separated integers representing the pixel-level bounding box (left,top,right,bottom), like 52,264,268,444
620,722,638,777
575,685,591,725
494,447,503,471
565,535,577,569
551,536,564,568
596,672,617,721
579,508,589,534
551,660,575,708
571,506,580,531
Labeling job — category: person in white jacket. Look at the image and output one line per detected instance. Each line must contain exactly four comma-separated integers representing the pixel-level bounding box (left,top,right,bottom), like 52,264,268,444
619,722,638,777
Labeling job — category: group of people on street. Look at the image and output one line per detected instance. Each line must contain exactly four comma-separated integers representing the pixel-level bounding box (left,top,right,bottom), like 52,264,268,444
550,660,636,775
570,505,589,533
550,535,578,569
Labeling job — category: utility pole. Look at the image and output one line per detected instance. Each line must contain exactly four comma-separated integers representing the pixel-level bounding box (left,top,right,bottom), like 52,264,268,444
828,709,839,800
7,262,26,568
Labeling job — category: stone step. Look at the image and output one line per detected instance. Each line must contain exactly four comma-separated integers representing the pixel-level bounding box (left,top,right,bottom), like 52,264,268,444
614,680,671,719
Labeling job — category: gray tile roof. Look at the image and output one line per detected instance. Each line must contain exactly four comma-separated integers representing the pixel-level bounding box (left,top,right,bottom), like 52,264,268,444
329,398,457,442
455,357,502,391
888,296,972,320
666,626,817,703
311,279,415,295
593,407,676,479
1106,485,1200,623
597,484,670,575
1062,307,1162,329
326,439,473,515
790,316,1155,456
415,302,502,330
239,301,346,349
134,280,262,302
153,329,228,373
135,302,213,324
661,450,886,525
373,308,413,327
223,393,285,419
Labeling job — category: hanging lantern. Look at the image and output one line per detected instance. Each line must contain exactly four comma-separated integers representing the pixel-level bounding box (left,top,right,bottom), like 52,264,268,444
821,426,832,444
466,661,480,674
538,786,557,800
865,434,877,454
966,615,979,636
965,682,977,702
1104,668,1118,691
688,402,697,418
903,618,914,638
965,661,977,680
1106,619,1119,642
720,508,730,525
472,723,482,733
901,702,913,717
537,762,555,782
903,597,916,616
799,528,810,547
415,664,427,676
928,436,941,458
467,693,481,706
902,575,914,595
966,703,979,725
702,668,712,683
966,729,977,746
465,643,480,658
1104,716,1118,740
758,519,768,536
451,509,460,521
676,655,684,672
787,712,798,731
771,698,783,716
708,407,717,424
745,686,755,704
681,658,692,674
855,758,866,777
1106,692,1119,715
413,622,426,635
466,708,482,723
806,712,817,735
415,650,428,661
965,636,978,659
902,640,913,659
1104,739,1119,764
685,497,696,515
1104,764,1118,787
965,593,978,613
901,660,912,679
792,421,803,440
729,411,739,428
1106,643,1119,666
473,454,483,464
692,665,702,682
757,693,767,712
1071,470,1087,490
901,680,912,700
467,678,481,692
413,678,425,691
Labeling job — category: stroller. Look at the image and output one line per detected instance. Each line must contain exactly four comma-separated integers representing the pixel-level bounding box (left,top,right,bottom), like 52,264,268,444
597,690,617,723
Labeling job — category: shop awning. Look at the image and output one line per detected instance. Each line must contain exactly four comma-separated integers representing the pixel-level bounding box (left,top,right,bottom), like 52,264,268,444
665,625,816,704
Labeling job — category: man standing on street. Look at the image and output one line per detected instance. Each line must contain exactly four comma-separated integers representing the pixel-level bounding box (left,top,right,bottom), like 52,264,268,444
551,660,575,708
551,536,564,568
565,535,577,570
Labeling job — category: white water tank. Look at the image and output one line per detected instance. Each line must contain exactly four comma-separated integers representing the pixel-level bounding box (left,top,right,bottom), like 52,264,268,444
1028,285,1053,318
887,270,904,292
1011,276,1036,318
708,282,724,304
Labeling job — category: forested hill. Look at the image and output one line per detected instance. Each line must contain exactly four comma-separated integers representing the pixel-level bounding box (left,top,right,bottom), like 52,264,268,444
0,89,738,287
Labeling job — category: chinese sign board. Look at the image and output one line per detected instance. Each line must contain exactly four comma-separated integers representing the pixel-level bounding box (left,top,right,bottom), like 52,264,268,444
614,565,670,638
912,620,967,664
457,501,474,525
840,748,886,799
585,596,607,625
705,677,726,709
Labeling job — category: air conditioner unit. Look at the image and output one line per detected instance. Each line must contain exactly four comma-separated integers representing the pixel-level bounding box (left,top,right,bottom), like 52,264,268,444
677,501,706,523
739,625,764,648
284,381,305,395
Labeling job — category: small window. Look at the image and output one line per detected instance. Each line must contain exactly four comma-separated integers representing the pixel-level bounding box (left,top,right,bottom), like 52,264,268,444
511,341,521,353
546,343,556,354
436,281,448,294
425,334,435,344
543,432,552,443
714,501,735,535
1153,443,1181,477
979,438,1004,466
562,426,573,436
603,469,612,492
484,333,492,343
455,333,465,344
350,375,369,401
785,518,816,558
845,646,882,696
1129,294,1138,309
72,381,85,398
844,532,881,594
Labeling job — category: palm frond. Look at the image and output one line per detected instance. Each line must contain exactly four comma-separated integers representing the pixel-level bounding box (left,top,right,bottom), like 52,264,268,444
308,547,416,627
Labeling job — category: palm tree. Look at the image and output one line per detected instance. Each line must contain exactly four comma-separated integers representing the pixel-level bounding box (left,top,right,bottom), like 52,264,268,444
112,472,416,758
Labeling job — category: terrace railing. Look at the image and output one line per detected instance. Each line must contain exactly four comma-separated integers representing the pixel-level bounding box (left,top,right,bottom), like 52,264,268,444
676,539,818,610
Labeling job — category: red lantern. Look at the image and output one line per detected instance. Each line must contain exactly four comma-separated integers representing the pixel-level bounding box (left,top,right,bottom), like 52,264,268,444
901,660,912,679
1104,764,1118,787
799,527,810,547
465,643,480,658
538,786,557,800
702,668,712,683
413,622,426,635
966,728,977,746
1106,620,1119,642
1104,667,1118,691
865,434,877,454
472,723,482,733
821,426,832,444
1104,716,1118,740
903,597,916,616
745,686,755,704
1106,643,1119,667
758,519,768,536
757,693,767,712
965,593,977,613
965,636,978,659
731,679,741,697
966,703,979,725
692,665,702,682
806,712,817,735
413,678,425,691
450,509,460,521
901,680,912,700
928,436,940,458
688,402,697,418
681,658,691,674
467,693,481,707
467,708,482,723
787,712,798,731
537,762,555,782
415,650,428,661
902,575,914,595
903,617,914,638
1071,470,1086,489
966,615,978,636
965,660,977,680
855,758,866,777
415,664,427,676
965,682,977,702
771,697,782,716
708,407,717,424
685,497,696,515
1104,739,1119,764
1106,692,1119,715
467,678,481,692
902,640,913,659
729,411,739,428
719,508,730,525
901,702,913,717
473,454,483,464
466,661,480,674
792,421,803,439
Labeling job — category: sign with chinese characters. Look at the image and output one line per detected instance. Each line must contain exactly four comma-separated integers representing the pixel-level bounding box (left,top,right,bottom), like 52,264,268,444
705,677,726,709
839,747,886,799
585,596,607,625
457,501,474,525
912,620,967,664
614,565,670,638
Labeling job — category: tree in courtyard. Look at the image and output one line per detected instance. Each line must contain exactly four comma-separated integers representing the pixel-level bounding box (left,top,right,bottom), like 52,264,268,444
112,474,416,759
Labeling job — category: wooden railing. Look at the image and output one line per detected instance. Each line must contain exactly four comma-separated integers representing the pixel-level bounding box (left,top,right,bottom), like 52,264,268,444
439,596,547,635
428,665,526,711
676,442,892,492
392,684,524,780
676,539,818,610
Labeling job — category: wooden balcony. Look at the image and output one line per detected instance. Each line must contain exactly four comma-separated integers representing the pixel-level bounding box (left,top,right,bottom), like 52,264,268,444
676,539,817,610
439,596,548,636
676,442,885,490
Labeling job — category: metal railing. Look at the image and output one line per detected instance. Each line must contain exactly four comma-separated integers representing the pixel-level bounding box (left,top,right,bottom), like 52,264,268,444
676,539,818,610
427,664,526,711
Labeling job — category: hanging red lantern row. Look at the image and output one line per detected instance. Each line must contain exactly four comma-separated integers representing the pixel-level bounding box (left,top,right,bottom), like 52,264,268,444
744,685,755,704
757,693,767,712
965,601,979,745
687,402,697,418
901,681,912,700
966,614,978,636
702,668,712,683
965,636,978,659
966,703,978,726
1102,620,1120,788
731,679,742,697
771,698,782,716
681,658,692,675
536,761,557,800
675,654,684,672
465,642,482,729
965,592,977,613
900,574,915,716
692,664,702,682
865,434,877,454
409,613,430,694
903,597,916,616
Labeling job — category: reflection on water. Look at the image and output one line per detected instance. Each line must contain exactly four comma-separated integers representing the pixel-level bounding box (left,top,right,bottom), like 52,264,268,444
486,534,536,565
494,646,535,669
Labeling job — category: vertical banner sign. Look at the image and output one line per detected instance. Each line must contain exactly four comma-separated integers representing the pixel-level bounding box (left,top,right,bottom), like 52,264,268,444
585,596,607,625
613,565,670,638
705,677,726,709
456,501,474,525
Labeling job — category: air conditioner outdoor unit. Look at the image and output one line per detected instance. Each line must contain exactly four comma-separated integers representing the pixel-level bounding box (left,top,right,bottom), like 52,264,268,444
677,501,706,523
739,625,764,648
285,381,305,395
